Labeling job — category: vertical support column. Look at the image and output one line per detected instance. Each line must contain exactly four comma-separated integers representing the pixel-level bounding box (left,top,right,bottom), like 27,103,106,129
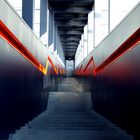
81,34,84,61
73,59,75,69
48,10,54,46
22,0,34,29
40,0,48,36
54,25,57,52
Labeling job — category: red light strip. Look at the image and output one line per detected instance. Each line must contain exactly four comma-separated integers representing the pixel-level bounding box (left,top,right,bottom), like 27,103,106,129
83,57,96,75
57,64,63,74
95,28,140,74
82,28,140,76
0,20,59,75
48,56,58,74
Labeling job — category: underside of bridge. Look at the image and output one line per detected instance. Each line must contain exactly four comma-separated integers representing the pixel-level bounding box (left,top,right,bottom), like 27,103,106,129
48,0,94,59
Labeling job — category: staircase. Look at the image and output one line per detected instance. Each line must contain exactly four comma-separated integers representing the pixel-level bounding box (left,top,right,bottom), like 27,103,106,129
8,78,134,140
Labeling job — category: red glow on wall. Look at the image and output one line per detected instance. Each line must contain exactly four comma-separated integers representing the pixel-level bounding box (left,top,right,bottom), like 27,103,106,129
95,28,140,75
78,64,83,75
57,64,64,74
48,56,58,74
79,28,140,76
0,20,61,75
83,57,96,76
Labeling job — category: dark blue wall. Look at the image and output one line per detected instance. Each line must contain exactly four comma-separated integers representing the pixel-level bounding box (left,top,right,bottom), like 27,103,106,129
0,39,58,139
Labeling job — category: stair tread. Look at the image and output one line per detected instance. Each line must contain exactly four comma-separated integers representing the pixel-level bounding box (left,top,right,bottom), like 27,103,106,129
11,131,133,140
9,78,134,140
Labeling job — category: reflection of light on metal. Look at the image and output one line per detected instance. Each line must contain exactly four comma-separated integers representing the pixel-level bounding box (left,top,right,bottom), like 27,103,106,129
0,20,61,75
95,28,140,75
83,57,96,75
43,59,49,75
78,64,83,75
0,20,46,74
48,56,59,74
77,28,140,76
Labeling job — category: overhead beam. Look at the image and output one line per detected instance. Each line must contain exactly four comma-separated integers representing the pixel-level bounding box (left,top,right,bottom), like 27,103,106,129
63,48,77,50
61,40,79,44
53,7,90,13
55,17,87,21
58,26,83,30
60,35,81,39
63,46,77,48
59,30,83,35
56,21,86,26
49,0,93,2
62,45,78,48
63,51,76,52
54,13,88,17
61,36,81,39
63,44,77,47
61,39,80,42
62,43,78,46
58,29,83,33
62,42,79,45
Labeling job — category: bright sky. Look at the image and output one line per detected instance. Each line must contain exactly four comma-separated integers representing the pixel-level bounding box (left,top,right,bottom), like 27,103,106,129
8,0,22,8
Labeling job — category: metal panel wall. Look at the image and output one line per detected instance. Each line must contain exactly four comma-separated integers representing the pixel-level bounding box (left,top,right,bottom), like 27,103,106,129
74,3,140,139
0,0,65,139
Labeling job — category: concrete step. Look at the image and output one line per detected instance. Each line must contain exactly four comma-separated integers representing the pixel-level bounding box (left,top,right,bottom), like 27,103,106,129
57,84,83,92
47,92,92,113
57,78,83,92
8,78,134,140
10,130,133,140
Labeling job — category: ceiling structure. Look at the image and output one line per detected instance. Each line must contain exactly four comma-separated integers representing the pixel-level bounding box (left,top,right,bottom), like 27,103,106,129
48,0,94,60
